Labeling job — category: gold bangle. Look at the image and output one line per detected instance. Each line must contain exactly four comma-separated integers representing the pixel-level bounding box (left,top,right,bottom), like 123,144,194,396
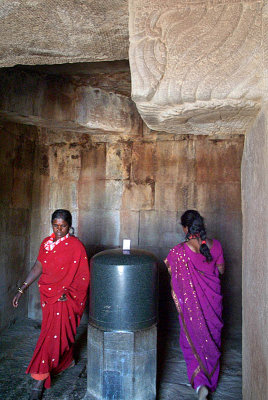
18,288,24,294
23,281,29,287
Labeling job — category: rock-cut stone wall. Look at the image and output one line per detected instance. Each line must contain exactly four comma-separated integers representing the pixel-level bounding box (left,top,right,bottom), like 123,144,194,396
0,122,37,331
242,107,268,400
27,128,244,323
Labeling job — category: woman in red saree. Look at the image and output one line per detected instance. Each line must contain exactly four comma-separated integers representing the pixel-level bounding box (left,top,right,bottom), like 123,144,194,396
13,209,90,400
164,210,225,400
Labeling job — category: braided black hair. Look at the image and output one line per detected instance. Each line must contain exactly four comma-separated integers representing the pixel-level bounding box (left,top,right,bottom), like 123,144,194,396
51,209,72,227
181,210,212,262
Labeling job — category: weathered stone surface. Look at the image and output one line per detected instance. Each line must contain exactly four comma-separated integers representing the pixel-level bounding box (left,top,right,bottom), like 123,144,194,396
75,86,141,134
205,210,243,322
131,142,156,182
83,67,132,98
129,0,262,135
122,181,155,211
106,143,132,180
119,210,140,247
19,60,132,97
78,210,120,248
49,181,78,211
0,69,141,134
48,145,81,181
0,122,36,331
105,180,124,210
139,210,181,248
79,179,106,211
155,182,179,212
79,179,124,211
0,0,129,67
242,107,268,400
195,137,244,183
80,144,106,182
0,233,28,327
155,182,196,212
196,183,242,213
155,140,195,184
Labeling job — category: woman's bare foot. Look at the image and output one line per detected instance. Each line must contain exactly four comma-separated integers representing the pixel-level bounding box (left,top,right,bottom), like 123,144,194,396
197,385,209,400
28,379,45,400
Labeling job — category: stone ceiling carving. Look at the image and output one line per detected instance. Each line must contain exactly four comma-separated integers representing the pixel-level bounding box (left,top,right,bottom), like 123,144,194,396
129,0,263,135
0,0,129,67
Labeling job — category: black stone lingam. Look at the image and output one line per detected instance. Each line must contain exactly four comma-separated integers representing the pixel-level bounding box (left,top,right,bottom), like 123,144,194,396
83,248,158,400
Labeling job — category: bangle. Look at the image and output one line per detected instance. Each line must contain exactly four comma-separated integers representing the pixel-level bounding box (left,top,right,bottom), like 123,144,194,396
18,288,24,294
23,281,29,287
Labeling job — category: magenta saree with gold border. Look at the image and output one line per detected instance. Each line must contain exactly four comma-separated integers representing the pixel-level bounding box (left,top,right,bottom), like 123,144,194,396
165,239,224,391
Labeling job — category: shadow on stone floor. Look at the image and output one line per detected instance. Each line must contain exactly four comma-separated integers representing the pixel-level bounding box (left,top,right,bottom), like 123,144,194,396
0,314,242,400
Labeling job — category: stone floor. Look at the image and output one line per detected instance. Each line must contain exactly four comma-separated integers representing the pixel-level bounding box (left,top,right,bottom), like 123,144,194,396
0,316,242,400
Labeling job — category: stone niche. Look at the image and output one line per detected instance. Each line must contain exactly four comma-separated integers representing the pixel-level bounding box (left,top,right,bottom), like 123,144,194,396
129,0,262,135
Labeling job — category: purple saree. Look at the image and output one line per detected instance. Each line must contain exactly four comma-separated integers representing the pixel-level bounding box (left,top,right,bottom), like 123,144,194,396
165,239,224,391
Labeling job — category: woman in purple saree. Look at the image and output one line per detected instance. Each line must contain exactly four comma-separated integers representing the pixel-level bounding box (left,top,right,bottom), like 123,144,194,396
164,210,225,400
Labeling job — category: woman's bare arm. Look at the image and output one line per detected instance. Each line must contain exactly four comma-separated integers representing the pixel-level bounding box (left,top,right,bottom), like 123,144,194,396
12,260,42,308
164,258,172,276
217,263,225,275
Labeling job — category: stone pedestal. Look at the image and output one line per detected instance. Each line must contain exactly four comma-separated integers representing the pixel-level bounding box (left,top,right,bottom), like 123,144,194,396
83,324,157,400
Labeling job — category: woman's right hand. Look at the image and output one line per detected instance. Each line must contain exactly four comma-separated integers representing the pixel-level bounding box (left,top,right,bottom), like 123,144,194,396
58,293,67,302
12,259,42,308
12,292,22,308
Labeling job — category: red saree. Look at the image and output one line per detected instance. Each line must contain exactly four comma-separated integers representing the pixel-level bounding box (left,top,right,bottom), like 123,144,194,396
26,235,90,388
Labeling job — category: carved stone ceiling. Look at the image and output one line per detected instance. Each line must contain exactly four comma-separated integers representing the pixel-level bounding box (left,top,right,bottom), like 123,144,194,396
129,0,264,135
0,0,129,67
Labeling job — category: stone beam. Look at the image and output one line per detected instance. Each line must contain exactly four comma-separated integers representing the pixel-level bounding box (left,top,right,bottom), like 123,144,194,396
129,0,263,135
0,0,128,68
0,70,141,134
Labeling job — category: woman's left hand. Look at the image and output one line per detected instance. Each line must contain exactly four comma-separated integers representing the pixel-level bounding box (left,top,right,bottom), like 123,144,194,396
217,264,225,275
12,292,22,308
